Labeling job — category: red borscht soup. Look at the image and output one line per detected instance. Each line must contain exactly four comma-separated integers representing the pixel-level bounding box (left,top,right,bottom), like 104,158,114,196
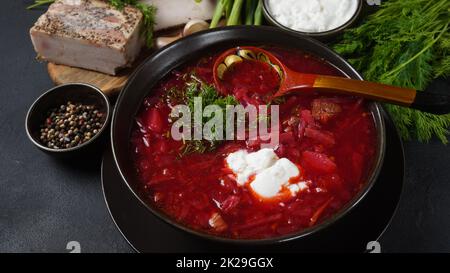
131,47,377,239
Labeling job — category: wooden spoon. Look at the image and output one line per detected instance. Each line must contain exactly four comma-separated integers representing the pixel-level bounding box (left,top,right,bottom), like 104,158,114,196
213,46,450,114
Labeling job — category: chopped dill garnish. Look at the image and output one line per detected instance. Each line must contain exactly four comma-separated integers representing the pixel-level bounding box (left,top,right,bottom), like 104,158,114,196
168,74,238,157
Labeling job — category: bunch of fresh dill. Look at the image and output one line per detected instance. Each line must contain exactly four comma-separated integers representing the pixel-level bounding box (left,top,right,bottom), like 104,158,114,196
333,0,450,143
27,0,157,48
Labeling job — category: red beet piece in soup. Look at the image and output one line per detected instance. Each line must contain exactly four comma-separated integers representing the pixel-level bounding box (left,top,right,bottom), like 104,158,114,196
130,47,377,240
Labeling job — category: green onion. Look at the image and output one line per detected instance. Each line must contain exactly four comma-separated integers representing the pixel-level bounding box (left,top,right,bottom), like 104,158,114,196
227,0,244,26
224,0,234,20
210,0,225,28
254,0,263,25
245,0,257,25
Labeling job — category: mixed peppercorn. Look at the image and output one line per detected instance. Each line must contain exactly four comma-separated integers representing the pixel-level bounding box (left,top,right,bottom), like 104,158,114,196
39,101,106,149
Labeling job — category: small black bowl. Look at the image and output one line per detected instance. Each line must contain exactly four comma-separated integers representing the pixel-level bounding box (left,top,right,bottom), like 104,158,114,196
262,0,363,41
26,83,111,159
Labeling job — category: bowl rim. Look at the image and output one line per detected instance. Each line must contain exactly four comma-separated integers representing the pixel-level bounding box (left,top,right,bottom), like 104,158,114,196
25,82,111,153
262,0,363,38
111,26,386,245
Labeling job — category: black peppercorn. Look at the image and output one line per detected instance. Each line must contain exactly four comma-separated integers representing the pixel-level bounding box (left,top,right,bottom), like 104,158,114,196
39,102,105,149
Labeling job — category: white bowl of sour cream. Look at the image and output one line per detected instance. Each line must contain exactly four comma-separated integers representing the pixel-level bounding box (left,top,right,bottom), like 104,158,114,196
263,0,362,39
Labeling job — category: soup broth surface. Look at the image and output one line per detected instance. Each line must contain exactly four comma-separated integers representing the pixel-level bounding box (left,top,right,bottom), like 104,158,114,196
131,47,377,239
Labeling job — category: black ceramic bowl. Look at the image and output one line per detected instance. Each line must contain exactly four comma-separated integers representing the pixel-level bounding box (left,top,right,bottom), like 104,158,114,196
26,83,111,158
111,26,385,245
262,0,363,41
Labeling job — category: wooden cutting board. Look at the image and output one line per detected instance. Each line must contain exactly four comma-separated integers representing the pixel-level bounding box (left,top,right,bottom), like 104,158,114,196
47,63,131,96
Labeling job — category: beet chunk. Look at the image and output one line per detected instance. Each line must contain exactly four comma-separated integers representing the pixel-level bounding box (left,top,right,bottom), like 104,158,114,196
302,151,337,174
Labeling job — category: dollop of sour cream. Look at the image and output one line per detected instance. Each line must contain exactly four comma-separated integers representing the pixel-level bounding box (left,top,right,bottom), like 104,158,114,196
226,149,309,200
267,0,358,33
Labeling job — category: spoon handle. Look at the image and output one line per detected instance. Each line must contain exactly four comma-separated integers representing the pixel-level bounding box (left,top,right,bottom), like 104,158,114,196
313,75,416,105
310,75,449,114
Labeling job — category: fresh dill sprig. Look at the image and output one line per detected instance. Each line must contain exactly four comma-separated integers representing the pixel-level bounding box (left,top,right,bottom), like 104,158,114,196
168,74,238,157
27,0,55,9
333,0,450,143
27,0,157,48
135,2,157,48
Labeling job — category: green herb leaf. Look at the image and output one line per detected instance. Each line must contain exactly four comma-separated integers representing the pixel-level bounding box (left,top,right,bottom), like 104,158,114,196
27,0,55,9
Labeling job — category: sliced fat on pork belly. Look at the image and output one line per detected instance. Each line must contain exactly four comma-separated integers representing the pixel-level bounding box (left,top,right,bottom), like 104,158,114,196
30,0,144,75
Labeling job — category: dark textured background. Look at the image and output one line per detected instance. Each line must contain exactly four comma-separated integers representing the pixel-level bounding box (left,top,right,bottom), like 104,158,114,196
1,1,449,253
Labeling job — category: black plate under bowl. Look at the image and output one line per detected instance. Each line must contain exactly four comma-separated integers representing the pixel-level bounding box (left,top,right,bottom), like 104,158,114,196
101,109,404,253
